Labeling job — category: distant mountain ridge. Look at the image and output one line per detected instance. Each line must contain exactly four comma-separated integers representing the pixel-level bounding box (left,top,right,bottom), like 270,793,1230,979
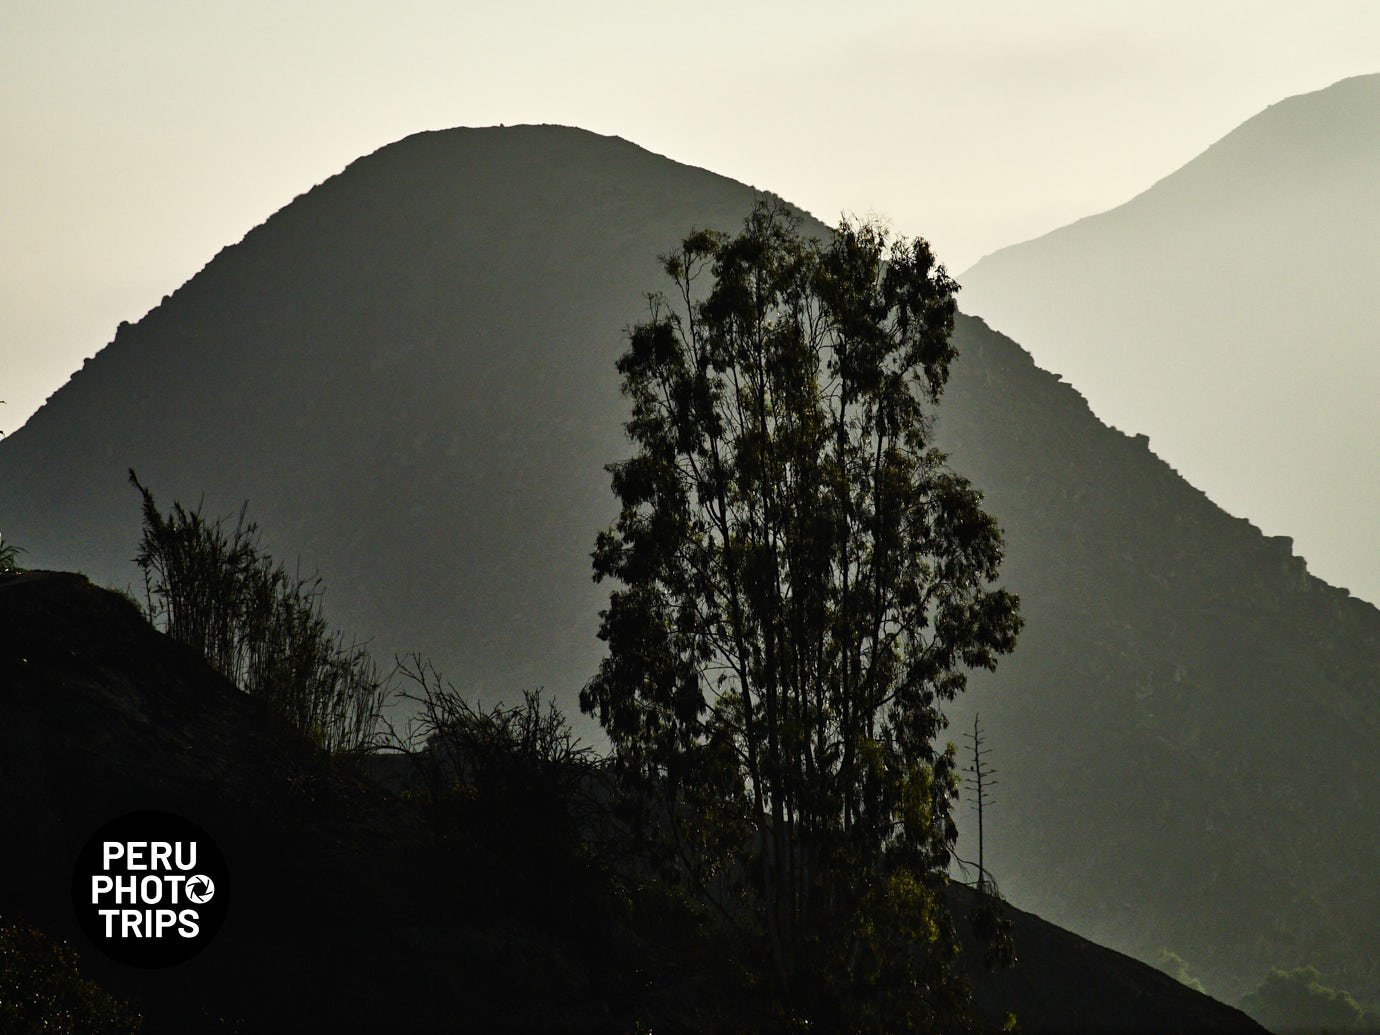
959,73,1380,604
1,123,1378,1005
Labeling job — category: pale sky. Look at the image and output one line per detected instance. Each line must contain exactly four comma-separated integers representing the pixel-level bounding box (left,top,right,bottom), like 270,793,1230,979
2,1,1378,433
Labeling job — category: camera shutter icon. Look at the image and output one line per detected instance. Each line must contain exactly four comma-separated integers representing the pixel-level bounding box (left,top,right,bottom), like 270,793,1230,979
185,875,216,904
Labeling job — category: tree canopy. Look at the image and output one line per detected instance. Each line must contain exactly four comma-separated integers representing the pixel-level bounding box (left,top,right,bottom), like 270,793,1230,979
583,201,1021,1030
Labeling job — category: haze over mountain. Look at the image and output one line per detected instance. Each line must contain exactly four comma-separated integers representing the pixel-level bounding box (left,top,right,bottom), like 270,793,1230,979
959,73,1380,604
2,124,1378,1008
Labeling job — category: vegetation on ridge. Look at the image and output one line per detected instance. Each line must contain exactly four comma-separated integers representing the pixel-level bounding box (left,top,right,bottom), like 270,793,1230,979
129,471,386,754
0,534,21,573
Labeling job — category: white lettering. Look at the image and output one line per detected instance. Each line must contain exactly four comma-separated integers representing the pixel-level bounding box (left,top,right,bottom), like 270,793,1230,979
178,910,199,938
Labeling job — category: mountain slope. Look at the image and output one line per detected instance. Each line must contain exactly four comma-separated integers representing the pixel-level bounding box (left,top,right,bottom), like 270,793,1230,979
940,313,1380,1005
1,124,1378,1005
0,569,1268,1032
959,73,1380,604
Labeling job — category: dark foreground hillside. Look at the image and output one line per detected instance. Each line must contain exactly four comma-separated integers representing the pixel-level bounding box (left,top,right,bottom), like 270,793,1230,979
0,570,1266,1033
1,124,1377,1003
0,570,621,1033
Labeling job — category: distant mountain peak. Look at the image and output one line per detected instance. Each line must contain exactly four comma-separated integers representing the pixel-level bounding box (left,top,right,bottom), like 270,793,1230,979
959,73,1380,605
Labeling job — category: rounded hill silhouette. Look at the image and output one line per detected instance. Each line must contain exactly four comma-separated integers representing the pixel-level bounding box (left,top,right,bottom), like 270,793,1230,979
2,121,1378,1007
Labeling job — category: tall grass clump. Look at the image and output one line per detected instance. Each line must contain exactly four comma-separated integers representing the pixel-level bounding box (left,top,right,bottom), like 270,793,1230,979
0,534,21,573
130,470,385,755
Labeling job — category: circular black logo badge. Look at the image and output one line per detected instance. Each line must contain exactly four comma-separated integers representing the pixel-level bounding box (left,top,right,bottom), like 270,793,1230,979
71,811,230,967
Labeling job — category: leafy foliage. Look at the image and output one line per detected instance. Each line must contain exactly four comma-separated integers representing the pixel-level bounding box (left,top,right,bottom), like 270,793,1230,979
583,201,1021,1029
0,919,142,1034
1240,965,1380,1034
967,893,1017,974
130,471,386,754
394,657,605,925
392,659,777,1030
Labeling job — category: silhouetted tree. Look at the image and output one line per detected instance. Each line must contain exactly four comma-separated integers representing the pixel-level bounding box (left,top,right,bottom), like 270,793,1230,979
583,201,1021,1030
963,713,998,894
961,714,1016,972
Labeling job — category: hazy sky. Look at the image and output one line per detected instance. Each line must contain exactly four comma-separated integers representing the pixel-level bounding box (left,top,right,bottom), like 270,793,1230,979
2,1,1377,434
